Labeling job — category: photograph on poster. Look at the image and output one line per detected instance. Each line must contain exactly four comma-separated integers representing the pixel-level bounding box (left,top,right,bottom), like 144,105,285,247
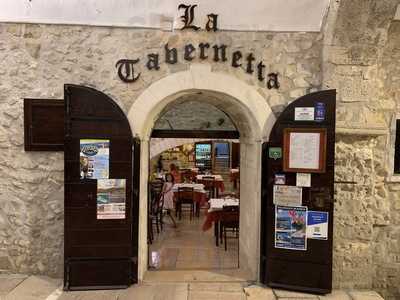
275,205,307,251
307,211,328,240
80,139,110,179
273,185,302,206
97,179,126,220
283,128,326,173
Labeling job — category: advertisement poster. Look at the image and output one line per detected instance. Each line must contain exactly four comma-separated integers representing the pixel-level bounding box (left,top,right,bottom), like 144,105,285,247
275,205,307,251
273,185,302,206
307,211,328,240
97,179,126,220
80,139,110,179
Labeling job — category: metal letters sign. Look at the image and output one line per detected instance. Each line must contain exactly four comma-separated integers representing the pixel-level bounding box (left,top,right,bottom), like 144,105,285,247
115,4,280,90
178,3,218,31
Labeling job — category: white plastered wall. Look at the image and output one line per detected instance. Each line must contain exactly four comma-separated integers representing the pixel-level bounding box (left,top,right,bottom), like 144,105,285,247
126,64,276,281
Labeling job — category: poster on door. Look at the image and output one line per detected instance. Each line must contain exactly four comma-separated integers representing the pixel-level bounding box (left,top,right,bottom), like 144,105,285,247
97,179,126,219
275,205,307,251
80,139,110,179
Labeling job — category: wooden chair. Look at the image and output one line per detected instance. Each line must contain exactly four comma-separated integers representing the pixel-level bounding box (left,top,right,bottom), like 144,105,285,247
201,176,216,199
148,181,164,243
176,187,195,220
220,205,239,253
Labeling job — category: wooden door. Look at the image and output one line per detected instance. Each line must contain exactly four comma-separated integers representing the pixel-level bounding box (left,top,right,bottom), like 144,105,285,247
64,85,140,290
260,90,336,294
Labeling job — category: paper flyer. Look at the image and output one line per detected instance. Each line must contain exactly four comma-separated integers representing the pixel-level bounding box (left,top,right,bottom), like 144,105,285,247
80,139,110,179
97,179,126,220
273,185,302,206
307,211,328,240
275,205,307,251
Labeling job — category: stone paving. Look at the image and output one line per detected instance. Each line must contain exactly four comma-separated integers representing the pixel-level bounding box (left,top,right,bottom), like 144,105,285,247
0,274,385,300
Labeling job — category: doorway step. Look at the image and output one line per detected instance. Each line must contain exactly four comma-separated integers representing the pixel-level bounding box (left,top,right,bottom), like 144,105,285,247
143,269,252,283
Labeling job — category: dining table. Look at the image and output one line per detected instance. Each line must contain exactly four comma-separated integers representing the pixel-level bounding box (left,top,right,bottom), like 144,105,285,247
196,174,225,196
229,169,240,189
172,183,208,209
202,197,240,246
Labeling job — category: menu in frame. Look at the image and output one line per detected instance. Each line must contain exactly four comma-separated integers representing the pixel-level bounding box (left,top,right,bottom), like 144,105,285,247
283,128,327,173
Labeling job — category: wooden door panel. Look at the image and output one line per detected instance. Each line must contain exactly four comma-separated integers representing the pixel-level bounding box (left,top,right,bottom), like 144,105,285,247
260,90,336,294
66,259,131,290
64,84,139,290
67,246,132,258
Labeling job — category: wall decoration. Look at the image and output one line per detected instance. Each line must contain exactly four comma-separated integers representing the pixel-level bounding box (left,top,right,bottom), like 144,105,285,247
97,179,126,220
273,185,302,206
283,128,327,173
296,173,311,187
294,107,314,121
80,139,110,179
307,211,328,240
275,205,307,251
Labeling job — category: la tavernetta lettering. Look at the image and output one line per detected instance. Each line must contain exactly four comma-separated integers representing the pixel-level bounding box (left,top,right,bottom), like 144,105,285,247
115,44,280,89
115,3,280,89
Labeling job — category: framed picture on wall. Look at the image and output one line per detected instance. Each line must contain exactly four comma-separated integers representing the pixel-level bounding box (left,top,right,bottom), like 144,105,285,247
283,128,327,173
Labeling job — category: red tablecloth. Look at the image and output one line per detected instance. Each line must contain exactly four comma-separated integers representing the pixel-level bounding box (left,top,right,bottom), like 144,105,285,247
202,210,239,231
173,191,208,207
197,179,225,193
230,171,239,182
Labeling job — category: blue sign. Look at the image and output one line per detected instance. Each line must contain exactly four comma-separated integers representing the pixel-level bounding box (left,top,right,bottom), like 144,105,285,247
315,102,325,122
307,211,328,240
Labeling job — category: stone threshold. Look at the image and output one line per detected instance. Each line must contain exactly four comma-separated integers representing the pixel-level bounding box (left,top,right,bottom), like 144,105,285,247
0,274,385,300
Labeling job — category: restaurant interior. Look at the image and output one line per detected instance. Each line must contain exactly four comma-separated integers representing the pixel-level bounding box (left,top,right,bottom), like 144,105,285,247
148,139,240,271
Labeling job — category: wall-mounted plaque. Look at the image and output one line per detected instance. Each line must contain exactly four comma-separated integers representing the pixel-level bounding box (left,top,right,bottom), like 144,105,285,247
283,128,327,173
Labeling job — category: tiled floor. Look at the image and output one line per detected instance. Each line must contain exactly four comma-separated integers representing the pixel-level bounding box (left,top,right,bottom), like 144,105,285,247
148,210,239,270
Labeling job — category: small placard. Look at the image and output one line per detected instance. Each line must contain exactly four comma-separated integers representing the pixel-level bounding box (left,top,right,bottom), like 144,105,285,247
273,185,302,206
269,147,282,160
295,107,314,121
315,102,326,122
307,211,328,240
296,173,311,187
274,174,286,185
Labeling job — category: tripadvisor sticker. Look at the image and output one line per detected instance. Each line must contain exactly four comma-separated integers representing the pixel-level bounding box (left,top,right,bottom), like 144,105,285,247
269,147,282,160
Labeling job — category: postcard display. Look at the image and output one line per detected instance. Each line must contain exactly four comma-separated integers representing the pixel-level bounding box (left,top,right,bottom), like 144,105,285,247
260,90,336,294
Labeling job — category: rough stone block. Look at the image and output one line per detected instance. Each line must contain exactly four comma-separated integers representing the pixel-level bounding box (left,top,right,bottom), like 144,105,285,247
244,285,276,300
348,290,384,300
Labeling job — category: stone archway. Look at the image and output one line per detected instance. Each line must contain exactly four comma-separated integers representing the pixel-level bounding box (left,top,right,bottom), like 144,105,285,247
127,64,276,281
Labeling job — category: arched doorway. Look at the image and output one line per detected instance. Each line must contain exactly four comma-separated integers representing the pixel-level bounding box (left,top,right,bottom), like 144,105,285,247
127,64,276,280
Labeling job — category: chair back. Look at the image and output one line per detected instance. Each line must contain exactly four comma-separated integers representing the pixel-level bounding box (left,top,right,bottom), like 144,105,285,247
177,187,194,203
221,205,239,222
149,181,164,214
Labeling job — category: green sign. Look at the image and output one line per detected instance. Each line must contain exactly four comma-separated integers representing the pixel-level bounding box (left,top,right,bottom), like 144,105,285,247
269,147,282,160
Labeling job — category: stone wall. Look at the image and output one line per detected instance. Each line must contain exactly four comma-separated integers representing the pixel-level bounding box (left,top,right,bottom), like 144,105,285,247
0,0,399,297
0,22,321,277
323,0,400,299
